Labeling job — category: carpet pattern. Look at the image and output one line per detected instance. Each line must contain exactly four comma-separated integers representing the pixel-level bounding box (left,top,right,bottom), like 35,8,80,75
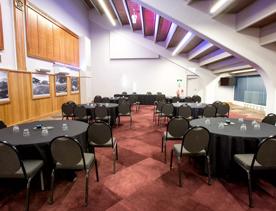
0,105,275,211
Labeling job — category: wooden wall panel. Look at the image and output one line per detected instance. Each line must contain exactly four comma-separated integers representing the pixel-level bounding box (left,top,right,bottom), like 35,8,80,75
0,4,4,50
0,70,80,126
25,5,80,67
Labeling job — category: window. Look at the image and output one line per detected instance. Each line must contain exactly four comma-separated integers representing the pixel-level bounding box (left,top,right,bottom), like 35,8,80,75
234,75,266,106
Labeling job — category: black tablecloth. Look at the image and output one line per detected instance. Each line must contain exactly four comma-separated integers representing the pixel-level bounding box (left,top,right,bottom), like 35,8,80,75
190,118,276,177
173,102,206,118
114,94,166,105
0,120,88,187
82,103,118,126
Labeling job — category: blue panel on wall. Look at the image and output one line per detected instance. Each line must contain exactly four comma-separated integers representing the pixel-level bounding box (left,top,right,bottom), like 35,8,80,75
234,75,266,106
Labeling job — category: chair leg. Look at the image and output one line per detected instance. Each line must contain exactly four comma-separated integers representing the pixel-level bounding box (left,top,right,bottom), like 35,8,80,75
25,178,32,211
116,144,119,160
161,137,164,152
40,170,45,191
177,157,182,187
84,170,89,207
164,140,167,163
48,169,55,204
95,159,99,182
170,149,174,170
130,115,132,128
113,149,116,174
206,155,212,185
247,170,253,208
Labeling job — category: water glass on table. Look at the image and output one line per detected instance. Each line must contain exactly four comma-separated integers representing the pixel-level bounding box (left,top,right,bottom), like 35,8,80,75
13,125,20,133
41,127,49,136
23,128,30,137
240,123,247,132
62,123,68,131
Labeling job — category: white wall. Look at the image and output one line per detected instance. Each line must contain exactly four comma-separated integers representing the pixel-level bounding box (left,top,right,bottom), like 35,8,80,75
89,22,188,100
0,0,17,69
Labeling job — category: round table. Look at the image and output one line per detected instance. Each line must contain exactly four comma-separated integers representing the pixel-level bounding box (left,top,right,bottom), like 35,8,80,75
82,103,118,126
173,102,206,118
0,120,89,187
190,117,276,176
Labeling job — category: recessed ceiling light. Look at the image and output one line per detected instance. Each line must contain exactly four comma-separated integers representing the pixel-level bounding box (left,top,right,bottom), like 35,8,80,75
172,31,193,56
98,0,116,26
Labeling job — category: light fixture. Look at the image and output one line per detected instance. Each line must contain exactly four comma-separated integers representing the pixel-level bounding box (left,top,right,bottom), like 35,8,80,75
172,31,193,56
131,9,137,24
210,0,234,14
98,0,116,26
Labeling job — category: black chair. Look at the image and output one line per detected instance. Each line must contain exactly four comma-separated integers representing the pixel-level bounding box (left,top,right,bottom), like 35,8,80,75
122,91,127,95
146,91,152,95
216,102,230,117
132,92,137,94
93,95,102,103
102,97,110,103
94,105,111,125
158,103,174,125
170,126,211,187
234,136,276,207
153,101,165,123
212,101,222,109
172,96,180,103
74,105,89,123
49,136,98,206
162,117,189,163
61,102,75,120
118,98,128,104
178,105,193,120
183,96,193,103
87,122,118,174
202,104,217,118
262,113,276,125
129,95,140,112
157,92,162,95
192,95,201,103
0,120,7,129
0,141,44,211
117,102,132,127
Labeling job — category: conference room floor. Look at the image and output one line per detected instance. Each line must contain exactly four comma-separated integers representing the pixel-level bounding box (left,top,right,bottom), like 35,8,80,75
1,105,275,211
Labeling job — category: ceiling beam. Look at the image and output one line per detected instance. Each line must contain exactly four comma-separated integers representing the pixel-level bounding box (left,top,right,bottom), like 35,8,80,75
188,40,214,60
122,0,134,30
87,0,101,15
211,0,235,18
109,0,122,26
199,49,232,66
154,14,160,42
213,64,252,74
260,22,276,45
172,32,196,56
236,0,276,31
207,57,243,70
140,6,145,36
165,23,177,48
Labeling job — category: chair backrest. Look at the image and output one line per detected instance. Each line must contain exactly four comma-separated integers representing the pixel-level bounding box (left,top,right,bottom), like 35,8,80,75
212,101,222,109
253,136,276,168
167,117,189,138
118,98,127,104
157,92,162,95
87,122,113,146
146,91,152,95
0,120,7,129
181,126,210,155
74,105,87,119
156,101,165,112
50,136,86,169
183,96,193,103
132,92,137,94
122,91,127,95
0,141,26,177
102,97,110,103
62,102,74,116
192,95,201,103
216,102,230,116
262,113,276,125
95,105,108,118
156,95,165,102
118,102,131,114
128,95,137,104
94,95,102,103
172,96,180,103
178,105,192,118
161,104,174,116
203,104,216,117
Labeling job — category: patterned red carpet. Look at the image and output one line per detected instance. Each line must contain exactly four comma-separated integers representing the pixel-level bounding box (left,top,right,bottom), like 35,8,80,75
1,106,275,211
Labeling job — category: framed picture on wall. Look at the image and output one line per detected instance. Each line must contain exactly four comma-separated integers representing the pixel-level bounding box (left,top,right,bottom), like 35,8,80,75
32,73,50,99
71,76,79,94
0,70,9,103
55,74,68,96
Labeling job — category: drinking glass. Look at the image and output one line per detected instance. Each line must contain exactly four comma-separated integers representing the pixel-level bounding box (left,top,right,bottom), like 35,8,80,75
205,118,211,125
41,127,49,136
251,120,257,126
238,118,244,123
253,123,260,130
13,125,20,133
218,122,224,129
23,128,30,137
240,123,247,132
62,123,68,131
